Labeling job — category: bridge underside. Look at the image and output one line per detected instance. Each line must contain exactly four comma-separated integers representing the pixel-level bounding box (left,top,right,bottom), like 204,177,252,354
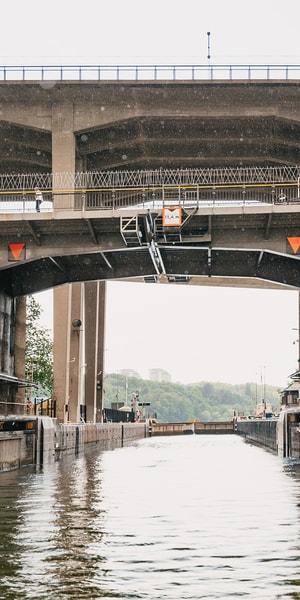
1,246,299,297
1,77,300,421
2,114,300,172
2,81,300,171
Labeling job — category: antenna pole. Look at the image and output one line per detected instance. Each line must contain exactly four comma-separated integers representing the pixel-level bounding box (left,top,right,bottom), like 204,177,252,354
207,32,211,61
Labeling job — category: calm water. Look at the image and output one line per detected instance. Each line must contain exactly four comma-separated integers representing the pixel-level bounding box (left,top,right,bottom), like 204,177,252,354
0,435,300,599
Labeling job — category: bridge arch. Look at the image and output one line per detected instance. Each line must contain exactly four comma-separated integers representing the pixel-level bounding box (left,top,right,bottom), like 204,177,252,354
1,69,300,420
1,246,300,297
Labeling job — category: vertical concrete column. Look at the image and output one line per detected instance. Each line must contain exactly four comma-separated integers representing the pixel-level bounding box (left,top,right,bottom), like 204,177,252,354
52,99,76,210
51,102,107,424
0,293,26,415
52,100,80,423
68,282,83,423
0,292,13,374
14,296,26,414
84,281,106,423
53,285,69,423
298,290,300,369
54,283,84,423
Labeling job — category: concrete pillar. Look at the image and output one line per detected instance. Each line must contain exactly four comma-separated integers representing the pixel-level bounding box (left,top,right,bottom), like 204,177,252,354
0,293,26,415
298,290,300,369
67,282,83,423
0,293,14,414
84,281,106,423
51,103,106,424
53,285,69,423
52,101,81,423
0,293,13,374
54,283,85,423
14,297,26,414
54,281,106,424
51,99,76,210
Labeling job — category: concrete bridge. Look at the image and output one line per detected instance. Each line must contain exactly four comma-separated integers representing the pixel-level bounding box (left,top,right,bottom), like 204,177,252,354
1,65,300,423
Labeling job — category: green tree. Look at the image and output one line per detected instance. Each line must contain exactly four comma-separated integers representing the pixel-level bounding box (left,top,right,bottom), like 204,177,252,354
25,295,53,397
103,373,282,422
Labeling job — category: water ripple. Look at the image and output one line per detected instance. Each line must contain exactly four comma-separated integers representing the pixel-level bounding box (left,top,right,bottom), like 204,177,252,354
0,436,299,599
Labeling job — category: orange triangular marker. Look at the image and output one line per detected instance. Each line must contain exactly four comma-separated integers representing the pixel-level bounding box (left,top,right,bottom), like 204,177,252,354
8,243,25,260
287,237,300,254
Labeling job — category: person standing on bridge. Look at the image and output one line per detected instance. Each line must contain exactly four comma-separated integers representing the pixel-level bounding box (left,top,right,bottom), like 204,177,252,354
35,187,43,212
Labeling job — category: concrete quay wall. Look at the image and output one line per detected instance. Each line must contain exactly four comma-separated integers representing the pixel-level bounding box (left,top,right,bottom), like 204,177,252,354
0,432,35,471
195,421,234,434
151,422,195,436
46,420,149,463
0,418,149,471
289,423,300,458
236,419,278,452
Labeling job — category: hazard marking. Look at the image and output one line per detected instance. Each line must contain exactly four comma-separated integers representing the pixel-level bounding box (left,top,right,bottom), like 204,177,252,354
287,237,300,254
8,243,26,261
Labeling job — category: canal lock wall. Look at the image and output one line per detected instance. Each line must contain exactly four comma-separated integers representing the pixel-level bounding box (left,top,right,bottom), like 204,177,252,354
0,417,149,471
236,418,278,453
2,413,300,471
236,412,300,459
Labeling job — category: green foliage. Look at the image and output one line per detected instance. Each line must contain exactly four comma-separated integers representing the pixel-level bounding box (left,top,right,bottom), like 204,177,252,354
103,373,281,422
25,295,53,397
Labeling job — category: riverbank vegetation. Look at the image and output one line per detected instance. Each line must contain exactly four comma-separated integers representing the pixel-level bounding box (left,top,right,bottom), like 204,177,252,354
104,373,282,422
26,295,53,398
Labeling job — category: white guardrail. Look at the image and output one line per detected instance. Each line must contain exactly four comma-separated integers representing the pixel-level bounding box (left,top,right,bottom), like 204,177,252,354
0,64,300,81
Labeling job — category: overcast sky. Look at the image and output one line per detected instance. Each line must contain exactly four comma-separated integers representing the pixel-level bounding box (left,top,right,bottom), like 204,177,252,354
1,0,300,65
7,0,300,388
35,283,299,389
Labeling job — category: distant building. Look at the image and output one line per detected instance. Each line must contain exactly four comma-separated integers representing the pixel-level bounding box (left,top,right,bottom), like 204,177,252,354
280,369,300,409
119,369,141,379
280,383,300,409
149,368,171,382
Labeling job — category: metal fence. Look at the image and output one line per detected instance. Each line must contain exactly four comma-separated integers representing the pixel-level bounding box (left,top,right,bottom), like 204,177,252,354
0,64,300,82
0,185,298,213
0,167,299,212
0,166,300,191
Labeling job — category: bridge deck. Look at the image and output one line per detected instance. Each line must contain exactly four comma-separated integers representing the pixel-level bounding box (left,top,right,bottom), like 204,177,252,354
0,170,299,295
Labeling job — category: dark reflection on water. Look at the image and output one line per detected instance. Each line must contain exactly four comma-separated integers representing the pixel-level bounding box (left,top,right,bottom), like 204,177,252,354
0,436,300,599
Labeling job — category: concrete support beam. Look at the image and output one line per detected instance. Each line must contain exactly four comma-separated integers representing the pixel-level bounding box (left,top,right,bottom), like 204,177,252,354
53,285,69,423
14,297,26,413
84,281,106,423
67,283,83,423
54,282,106,424
54,283,83,423
52,101,88,424
298,290,300,368
0,293,26,415
0,293,13,374
51,100,76,209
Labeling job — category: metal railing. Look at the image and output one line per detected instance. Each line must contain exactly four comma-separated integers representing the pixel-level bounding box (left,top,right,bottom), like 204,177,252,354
0,168,299,212
0,64,300,82
0,166,299,192
0,185,299,213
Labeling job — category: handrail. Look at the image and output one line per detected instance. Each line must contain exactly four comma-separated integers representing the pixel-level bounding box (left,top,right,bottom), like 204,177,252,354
0,184,298,214
0,64,300,82
0,167,299,191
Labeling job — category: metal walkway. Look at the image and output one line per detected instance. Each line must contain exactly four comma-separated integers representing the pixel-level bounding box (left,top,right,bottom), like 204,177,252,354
0,167,299,213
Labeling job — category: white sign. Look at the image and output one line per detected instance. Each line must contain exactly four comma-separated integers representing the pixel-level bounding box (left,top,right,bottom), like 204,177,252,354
162,207,182,227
